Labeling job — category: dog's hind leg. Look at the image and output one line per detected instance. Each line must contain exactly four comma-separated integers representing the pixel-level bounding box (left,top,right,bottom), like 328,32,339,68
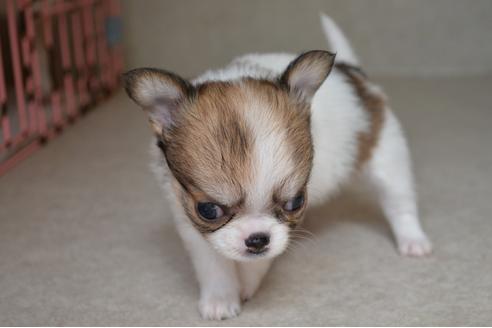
364,109,432,256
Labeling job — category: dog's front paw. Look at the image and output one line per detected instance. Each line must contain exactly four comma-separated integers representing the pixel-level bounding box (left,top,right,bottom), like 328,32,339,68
397,234,432,257
198,294,241,320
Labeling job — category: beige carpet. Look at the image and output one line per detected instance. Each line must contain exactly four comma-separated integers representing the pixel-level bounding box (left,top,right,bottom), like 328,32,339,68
1,76,491,325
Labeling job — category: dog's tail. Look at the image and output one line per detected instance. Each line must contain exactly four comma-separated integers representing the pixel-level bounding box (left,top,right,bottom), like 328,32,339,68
320,13,359,66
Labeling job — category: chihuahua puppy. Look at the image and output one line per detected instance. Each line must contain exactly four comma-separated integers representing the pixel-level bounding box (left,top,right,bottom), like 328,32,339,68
123,14,432,320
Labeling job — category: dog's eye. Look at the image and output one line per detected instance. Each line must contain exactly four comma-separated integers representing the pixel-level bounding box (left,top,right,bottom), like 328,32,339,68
197,202,224,220
283,194,305,212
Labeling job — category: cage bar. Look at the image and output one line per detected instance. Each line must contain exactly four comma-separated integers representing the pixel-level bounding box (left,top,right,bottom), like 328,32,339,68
0,0,123,176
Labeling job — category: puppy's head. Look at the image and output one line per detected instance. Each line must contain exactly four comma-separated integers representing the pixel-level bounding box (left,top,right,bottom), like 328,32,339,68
124,51,335,261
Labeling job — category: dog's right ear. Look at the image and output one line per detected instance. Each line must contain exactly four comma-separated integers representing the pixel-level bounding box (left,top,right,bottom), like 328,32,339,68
123,68,194,136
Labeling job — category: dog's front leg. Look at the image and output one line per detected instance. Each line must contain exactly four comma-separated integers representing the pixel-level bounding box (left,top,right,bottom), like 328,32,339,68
174,219,241,320
237,259,273,301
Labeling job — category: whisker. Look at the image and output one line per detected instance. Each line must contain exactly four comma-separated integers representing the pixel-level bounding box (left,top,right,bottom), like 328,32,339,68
289,233,317,244
287,239,311,256
290,228,316,238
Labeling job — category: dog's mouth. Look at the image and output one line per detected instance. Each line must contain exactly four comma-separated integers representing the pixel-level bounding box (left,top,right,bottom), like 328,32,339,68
245,247,269,256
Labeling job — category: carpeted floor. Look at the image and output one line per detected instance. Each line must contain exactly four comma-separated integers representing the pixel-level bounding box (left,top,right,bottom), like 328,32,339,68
1,76,491,326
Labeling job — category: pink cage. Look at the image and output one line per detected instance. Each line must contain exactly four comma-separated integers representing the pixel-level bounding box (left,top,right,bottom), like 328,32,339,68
0,0,123,176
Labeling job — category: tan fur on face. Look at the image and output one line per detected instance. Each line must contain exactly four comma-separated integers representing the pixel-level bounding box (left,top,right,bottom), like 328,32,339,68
172,179,241,233
165,81,254,205
164,79,313,231
335,63,386,170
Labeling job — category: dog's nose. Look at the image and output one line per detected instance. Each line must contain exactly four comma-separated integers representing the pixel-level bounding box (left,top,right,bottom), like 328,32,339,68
245,233,270,250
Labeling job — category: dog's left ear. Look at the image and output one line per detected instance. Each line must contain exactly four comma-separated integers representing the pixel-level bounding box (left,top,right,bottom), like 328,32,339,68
280,50,336,102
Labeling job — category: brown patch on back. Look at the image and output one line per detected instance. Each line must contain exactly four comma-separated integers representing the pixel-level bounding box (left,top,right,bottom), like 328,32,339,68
336,63,386,170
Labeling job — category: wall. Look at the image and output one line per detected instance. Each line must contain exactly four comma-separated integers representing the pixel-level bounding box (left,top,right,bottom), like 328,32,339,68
122,0,492,77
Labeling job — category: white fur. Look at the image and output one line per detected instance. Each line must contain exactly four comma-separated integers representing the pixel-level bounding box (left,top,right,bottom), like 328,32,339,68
364,110,432,256
320,13,359,65
148,14,431,320
208,216,289,261
241,85,299,207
